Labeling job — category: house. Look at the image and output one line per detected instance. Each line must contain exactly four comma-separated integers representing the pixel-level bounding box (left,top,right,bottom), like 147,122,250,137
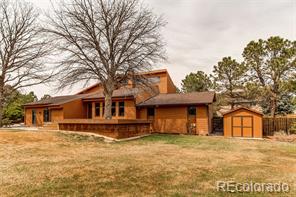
24,69,216,138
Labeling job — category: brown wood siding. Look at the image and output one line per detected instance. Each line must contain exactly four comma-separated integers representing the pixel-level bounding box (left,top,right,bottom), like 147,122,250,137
223,108,262,138
137,108,148,119
166,73,177,93
196,105,209,135
138,105,211,134
24,108,32,126
154,106,188,134
24,108,43,126
208,104,213,133
51,109,64,122
63,99,85,119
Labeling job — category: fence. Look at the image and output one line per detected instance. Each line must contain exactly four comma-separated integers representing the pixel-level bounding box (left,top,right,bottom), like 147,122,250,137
263,117,296,136
212,117,223,133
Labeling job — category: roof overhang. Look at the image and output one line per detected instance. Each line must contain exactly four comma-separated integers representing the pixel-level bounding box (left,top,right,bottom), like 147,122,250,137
82,96,134,102
137,102,212,107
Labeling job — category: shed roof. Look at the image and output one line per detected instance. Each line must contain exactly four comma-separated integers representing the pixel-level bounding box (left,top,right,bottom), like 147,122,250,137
222,107,263,116
137,91,215,106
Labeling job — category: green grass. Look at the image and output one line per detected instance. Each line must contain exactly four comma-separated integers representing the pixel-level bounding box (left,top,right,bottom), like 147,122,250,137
0,131,295,197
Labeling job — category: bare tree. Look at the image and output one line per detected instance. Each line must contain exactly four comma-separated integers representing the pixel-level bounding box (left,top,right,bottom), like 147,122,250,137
46,0,166,119
0,0,52,126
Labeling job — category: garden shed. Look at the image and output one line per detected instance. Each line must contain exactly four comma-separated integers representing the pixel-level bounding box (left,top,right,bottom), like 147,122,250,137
223,107,263,138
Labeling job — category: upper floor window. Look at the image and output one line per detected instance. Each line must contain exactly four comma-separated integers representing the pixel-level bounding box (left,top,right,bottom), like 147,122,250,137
148,76,160,84
95,103,100,116
119,102,125,117
112,102,116,116
43,108,51,122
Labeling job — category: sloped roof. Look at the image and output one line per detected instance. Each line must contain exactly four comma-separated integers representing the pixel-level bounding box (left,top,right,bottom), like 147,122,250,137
82,88,140,99
24,88,140,107
24,94,88,106
222,107,263,116
137,91,216,106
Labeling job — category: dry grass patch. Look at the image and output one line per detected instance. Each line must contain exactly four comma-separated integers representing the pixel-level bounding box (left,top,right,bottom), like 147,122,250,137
0,130,295,196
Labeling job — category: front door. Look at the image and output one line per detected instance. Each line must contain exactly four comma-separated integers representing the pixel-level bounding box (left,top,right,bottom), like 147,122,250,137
32,109,36,125
147,107,155,120
187,106,196,134
232,116,253,137
87,103,92,119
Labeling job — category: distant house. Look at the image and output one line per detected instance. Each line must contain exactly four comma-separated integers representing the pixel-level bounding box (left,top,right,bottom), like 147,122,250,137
24,69,216,138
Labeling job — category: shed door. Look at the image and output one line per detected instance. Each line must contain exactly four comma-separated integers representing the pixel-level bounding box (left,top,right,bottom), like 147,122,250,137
232,116,253,137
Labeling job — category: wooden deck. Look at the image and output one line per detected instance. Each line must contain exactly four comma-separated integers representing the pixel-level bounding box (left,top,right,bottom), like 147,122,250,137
57,119,152,139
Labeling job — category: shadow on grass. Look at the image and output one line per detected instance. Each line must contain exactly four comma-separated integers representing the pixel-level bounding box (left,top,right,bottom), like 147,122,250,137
136,134,236,151
56,132,104,143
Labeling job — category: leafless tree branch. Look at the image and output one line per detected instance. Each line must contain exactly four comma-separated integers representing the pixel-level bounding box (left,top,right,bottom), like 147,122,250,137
0,0,53,126
46,0,166,119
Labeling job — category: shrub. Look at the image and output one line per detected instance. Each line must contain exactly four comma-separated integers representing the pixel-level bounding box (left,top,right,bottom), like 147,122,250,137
2,118,12,127
289,121,296,134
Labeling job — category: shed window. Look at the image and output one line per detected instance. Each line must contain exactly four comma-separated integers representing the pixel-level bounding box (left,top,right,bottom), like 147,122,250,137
188,106,196,115
112,102,116,116
119,102,125,117
95,103,100,116
43,108,51,122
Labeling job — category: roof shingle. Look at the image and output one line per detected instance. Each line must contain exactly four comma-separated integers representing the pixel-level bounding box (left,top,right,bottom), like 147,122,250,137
137,91,215,106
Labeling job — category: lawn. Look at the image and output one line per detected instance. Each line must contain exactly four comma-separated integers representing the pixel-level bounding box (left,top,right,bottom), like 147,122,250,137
0,130,295,197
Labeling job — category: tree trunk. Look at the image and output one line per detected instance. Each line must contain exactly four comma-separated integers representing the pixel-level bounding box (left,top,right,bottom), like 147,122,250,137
104,92,112,119
270,95,277,118
0,89,3,127
270,95,277,133
104,81,114,120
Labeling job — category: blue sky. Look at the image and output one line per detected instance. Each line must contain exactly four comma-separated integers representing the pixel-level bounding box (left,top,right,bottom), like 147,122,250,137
25,0,296,97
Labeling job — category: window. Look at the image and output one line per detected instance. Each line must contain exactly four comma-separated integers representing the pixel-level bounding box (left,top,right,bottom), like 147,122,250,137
148,76,160,84
43,108,51,122
119,102,125,117
147,107,155,116
95,103,100,116
188,106,196,116
102,103,105,116
112,102,116,116
32,109,36,125
87,103,92,119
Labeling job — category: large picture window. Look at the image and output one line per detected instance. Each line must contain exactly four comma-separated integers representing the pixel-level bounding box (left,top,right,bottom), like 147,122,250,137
112,102,116,116
119,102,125,117
43,108,51,122
95,103,100,116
